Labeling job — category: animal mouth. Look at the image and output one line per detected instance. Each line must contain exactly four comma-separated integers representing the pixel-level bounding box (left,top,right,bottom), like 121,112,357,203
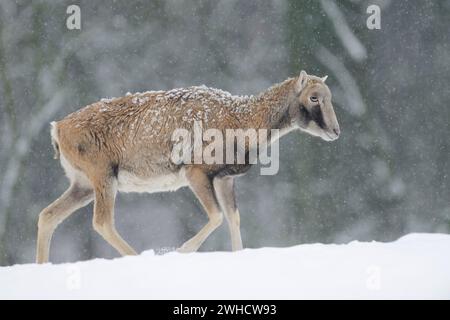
325,131,339,141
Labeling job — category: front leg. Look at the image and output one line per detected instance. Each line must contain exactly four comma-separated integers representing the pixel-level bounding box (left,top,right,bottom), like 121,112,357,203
213,176,243,251
177,167,223,253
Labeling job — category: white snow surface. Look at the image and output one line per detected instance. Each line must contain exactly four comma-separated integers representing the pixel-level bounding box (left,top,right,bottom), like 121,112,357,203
1,233,449,299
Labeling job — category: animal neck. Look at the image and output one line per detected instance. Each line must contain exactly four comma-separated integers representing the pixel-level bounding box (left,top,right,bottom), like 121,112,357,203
248,77,297,144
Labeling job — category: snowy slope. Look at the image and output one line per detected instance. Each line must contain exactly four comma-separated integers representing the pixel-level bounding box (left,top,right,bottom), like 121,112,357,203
1,233,449,299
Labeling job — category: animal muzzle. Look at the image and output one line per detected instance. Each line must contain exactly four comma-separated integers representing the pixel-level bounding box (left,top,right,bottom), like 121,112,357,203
323,105,340,141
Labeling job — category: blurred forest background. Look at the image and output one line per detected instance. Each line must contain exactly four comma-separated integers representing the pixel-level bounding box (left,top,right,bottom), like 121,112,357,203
0,0,449,266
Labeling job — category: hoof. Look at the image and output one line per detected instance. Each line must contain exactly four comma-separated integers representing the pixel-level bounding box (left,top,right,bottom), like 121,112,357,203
176,245,195,253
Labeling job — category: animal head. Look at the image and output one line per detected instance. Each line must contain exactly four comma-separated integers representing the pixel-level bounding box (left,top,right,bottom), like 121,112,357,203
289,70,340,141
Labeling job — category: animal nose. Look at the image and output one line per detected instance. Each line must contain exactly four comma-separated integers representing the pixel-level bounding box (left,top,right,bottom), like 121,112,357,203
333,128,340,136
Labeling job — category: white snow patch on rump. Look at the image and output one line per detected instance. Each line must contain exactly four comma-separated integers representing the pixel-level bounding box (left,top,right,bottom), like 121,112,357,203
1,233,450,299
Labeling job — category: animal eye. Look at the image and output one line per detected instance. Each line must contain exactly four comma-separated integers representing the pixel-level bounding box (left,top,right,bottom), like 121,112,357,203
310,96,318,103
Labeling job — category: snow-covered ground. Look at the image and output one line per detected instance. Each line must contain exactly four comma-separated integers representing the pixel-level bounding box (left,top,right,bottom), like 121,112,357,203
1,233,449,299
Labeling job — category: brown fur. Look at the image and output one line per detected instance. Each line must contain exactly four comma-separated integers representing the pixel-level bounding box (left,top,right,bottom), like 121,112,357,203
36,70,340,263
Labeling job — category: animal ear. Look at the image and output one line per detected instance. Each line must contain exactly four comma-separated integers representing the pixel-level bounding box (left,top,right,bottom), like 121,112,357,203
321,75,328,82
295,70,308,94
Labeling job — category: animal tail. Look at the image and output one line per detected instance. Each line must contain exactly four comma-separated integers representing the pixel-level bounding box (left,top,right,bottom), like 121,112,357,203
50,121,60,160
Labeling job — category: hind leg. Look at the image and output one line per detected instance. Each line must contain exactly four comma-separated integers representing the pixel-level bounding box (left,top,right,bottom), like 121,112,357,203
91,177,137,256
36,183,94,263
